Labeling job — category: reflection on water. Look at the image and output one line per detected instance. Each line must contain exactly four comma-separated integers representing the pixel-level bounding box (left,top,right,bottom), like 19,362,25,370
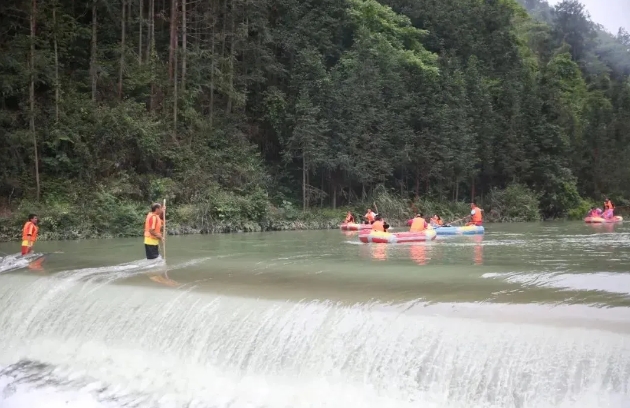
409,244,427,265
371,244,388,261
474,235,483,265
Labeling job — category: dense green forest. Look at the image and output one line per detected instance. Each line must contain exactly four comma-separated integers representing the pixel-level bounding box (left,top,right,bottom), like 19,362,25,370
1,0,629,238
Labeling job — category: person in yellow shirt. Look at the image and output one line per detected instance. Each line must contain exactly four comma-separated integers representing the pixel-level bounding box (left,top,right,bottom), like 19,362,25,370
144,203,165,260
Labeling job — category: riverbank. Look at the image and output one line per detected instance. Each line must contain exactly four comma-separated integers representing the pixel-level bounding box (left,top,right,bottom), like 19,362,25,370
0,183,604,242
0,198,469,242
0,203,344,242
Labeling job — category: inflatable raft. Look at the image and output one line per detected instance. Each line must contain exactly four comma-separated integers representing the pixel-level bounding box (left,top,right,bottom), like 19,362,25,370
434,225,485,235
359,229,437,244
340,222,373,231
584,216,623,223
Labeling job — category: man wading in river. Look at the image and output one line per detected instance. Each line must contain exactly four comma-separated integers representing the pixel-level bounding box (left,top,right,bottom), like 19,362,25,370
21,214,39,256
144,203,165,260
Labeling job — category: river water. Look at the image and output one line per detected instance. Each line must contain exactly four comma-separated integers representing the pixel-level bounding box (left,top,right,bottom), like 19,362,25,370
0,222,629,407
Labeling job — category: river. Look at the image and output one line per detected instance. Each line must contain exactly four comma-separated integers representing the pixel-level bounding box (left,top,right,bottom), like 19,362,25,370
0,222,629,407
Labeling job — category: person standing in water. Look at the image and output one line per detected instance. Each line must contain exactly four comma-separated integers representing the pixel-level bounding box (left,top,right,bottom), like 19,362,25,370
21,214,39,256
144,203,165,260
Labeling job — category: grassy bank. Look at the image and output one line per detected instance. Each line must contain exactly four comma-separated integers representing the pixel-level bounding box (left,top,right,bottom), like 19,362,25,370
0,183,613,243
0,198,345,242
0,186,543,243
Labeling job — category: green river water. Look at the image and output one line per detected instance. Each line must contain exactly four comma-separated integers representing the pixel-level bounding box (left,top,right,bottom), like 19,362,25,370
0,222,629,407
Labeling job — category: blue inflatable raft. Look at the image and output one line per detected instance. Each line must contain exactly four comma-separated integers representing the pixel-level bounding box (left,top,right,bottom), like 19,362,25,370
434,225,485,235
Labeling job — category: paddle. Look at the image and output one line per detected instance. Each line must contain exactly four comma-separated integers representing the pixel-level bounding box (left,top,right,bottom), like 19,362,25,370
446,216,467,226
372,202,393,230
162,198,167,261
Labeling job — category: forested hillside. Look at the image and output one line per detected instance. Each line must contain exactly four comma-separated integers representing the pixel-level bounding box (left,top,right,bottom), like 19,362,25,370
1,0,629,237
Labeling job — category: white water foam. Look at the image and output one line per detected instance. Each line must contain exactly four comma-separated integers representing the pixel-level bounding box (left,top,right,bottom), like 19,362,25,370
0,271,629,408
0,253,44,273
483,271,630,295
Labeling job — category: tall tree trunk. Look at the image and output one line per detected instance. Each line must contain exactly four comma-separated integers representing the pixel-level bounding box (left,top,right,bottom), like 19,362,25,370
148,0,154,111
172,28,178,139
118,0,126,99
226,3,234,114
90,0,97,102
415,167,420,198
30,0,40,201
146,0,152,60
168,0,177,82
171,0,178,139
138,0,143,64
53,1,60,122
303,155,307,211
181,0,186,90
210,0,216,129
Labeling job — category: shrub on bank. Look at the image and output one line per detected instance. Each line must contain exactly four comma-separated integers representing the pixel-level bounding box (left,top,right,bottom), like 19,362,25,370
566,198,598,220
486,184,541,222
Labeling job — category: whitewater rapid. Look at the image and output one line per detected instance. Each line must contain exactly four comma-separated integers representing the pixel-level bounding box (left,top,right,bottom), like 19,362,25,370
1,263,629,408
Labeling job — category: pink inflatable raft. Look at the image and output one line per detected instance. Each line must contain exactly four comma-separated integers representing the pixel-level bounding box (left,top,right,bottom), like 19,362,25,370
359,229,437,244
584,216,623,224
339,222,373,231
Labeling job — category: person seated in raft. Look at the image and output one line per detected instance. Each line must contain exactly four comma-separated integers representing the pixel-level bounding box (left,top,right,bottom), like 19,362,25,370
371,215,390,232
604,198,614,211
364,208,376,224
430,214,443,227
586,207,597,217
344,211,355,223
466,202,483,226
410,214,429,232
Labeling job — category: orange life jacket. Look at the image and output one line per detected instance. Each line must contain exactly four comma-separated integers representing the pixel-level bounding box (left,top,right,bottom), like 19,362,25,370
431,216,443,226
365,211,375,223
471,206,483,223
371,220,385,232
144,212,163,238
410,217,427,232
22,221,38,242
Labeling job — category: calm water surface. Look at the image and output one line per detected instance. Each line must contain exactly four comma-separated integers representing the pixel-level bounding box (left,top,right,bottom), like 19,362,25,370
0,222,629,407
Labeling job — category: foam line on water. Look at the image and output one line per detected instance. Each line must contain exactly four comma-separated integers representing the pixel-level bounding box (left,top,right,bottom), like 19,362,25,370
483,272,630,295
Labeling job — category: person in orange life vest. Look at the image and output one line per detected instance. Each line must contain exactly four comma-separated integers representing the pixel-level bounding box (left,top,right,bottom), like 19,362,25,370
410,214,428,232
466,202,483,226
364,209,376,224
371,214,390,232
604,198,614,211
21,214,39,256
144,203,165,260
430,214,443,227
344,211,355,223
